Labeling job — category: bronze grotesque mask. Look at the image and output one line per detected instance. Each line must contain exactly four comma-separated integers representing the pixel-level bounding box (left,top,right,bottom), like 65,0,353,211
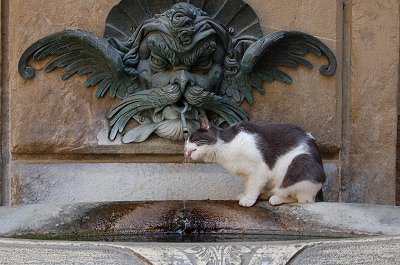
19,0,336,143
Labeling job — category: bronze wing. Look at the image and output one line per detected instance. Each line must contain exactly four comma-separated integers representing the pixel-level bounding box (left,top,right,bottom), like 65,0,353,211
220,31,337,104
18,29,138,100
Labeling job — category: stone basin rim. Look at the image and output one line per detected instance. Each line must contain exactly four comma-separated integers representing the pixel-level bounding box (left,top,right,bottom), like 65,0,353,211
1,201,399,240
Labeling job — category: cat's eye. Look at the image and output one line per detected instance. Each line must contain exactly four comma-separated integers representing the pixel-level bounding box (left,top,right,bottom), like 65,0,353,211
195,140,209,146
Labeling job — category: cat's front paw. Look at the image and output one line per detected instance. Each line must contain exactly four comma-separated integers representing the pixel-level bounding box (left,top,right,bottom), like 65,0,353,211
239,196,257,207
237,193,245,201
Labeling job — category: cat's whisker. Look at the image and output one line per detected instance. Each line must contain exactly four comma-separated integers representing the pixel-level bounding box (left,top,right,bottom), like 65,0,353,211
183,154,188,163
183,145,188,163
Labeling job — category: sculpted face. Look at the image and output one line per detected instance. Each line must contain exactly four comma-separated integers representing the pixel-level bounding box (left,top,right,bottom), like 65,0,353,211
137,33,225,100
121,4,230,141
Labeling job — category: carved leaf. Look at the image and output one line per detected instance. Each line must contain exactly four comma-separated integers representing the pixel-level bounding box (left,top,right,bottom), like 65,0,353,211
18,29,137,100
107,84,182,140
184,245,253,265
184,246,219,265
220,72,265,104
223,245,252,264
121,123,160,143
184,86,250,125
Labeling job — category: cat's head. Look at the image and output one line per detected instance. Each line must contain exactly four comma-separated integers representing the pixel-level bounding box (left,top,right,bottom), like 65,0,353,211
185,115,218,161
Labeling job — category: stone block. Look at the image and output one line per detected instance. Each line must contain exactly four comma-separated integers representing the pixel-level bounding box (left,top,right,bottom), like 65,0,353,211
10,162,244,204
10,161,338,204
341,0,399,204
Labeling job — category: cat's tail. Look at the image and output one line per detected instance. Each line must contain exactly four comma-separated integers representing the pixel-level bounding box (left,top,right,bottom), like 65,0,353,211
316,189,324,202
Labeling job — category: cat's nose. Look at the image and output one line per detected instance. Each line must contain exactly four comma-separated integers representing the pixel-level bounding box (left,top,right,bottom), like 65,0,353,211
185,148,196,157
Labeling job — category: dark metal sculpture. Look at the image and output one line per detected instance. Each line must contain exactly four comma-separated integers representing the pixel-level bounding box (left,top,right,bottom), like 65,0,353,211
18,0,336,143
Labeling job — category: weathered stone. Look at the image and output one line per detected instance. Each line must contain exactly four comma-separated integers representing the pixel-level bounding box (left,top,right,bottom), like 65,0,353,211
251,0,339,40
289,238,400,265
1,202,400,264
1,237,399,265
397,115,400,205
0,0,2,204
10,162,243,204
341,0,399,204
1,202,400,265
1,202,400,238
0,239,146,265
9,0,341,158
246,0,342,152
10,162,338,204
322,162,340,202
9,0,118,155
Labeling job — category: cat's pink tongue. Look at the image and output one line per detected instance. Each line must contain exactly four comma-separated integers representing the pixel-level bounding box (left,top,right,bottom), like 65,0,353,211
187,149,196,157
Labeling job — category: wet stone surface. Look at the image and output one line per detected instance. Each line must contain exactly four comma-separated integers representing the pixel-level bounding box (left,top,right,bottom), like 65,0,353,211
1,201,400,241
0,202,400,264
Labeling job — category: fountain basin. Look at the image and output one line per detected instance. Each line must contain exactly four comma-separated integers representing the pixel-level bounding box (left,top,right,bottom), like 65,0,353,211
1,201,400,264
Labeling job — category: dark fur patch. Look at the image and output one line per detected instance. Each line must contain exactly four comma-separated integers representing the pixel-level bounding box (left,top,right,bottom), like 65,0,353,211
219,124,241,143
189,123,240,145
280,154,326,188
239,122,309,168
188,128,218,146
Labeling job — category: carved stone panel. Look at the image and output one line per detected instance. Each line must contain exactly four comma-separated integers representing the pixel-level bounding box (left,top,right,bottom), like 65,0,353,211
10,0,341,160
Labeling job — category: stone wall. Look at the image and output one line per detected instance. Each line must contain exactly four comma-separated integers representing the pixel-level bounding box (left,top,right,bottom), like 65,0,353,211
0,0,398,205
397,115,400,205
0,0,2,205
341,0,399,204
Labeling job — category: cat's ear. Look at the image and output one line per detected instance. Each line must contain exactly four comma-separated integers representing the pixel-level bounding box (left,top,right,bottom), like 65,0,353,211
198,114,211,131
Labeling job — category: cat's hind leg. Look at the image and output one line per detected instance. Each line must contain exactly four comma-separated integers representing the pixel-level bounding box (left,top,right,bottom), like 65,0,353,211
279,154,325,204
258,190,273,200
268,194,297,205
292,181,322,203
270,181,322,205
258,183,275,200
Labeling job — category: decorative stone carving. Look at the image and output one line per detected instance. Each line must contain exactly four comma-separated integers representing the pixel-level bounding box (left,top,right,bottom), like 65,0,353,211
18,0,336,143
184,245,253,264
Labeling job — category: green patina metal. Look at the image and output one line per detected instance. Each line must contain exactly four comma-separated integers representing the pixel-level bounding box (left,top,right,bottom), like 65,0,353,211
18,0,336,143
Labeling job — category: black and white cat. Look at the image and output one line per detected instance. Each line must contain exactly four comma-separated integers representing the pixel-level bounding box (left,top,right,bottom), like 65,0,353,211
185,115,326,207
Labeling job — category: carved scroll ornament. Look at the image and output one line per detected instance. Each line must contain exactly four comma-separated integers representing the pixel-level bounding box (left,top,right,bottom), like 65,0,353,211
18,0,336,143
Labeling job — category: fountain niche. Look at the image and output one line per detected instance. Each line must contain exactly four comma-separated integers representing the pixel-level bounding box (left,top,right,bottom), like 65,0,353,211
2,0,400,264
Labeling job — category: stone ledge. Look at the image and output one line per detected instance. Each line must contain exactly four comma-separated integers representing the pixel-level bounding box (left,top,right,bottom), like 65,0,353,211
10,162,339,204
1,202,399,238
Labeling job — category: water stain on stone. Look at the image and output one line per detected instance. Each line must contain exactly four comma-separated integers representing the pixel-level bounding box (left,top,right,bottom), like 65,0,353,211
11,201,366,242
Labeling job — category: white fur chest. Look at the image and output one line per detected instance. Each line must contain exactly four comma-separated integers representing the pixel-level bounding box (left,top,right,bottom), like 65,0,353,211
216,132,266,177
